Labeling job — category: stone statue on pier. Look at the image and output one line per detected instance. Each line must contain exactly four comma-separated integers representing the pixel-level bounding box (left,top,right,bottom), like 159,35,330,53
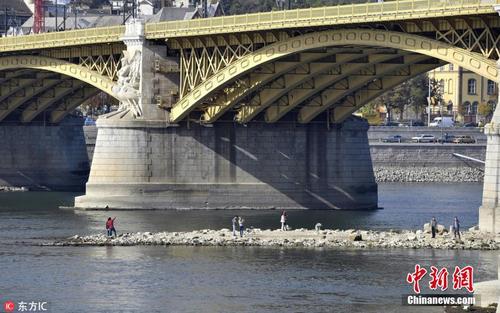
112,50,142,117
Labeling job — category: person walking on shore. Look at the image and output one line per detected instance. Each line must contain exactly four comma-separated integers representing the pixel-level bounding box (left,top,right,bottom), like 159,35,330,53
232,216,238,237
453,216,461,240
280,210,287,231
431,217,437,239
238,216,245,237
106,217,117,238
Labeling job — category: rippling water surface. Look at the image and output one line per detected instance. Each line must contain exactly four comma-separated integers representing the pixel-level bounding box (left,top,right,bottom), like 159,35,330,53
0,183,497,313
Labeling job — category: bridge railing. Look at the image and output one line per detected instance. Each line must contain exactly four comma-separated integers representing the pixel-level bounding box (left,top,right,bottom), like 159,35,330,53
0,25,125,53
145,0,499,38
0,0,498,53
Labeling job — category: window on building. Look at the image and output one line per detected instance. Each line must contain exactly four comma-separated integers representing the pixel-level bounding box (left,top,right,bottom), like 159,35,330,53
467,79,477,95
448,79,453,94
439,79,445,93
440,66,444,71
449,64,454,71
471,101,479,114
463,101,471,114
447,101,453,114
487,80,496,95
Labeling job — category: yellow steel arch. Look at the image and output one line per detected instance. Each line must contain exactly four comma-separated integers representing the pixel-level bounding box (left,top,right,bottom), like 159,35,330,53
330,63,443,124
170,28,499,122
0,56,119,100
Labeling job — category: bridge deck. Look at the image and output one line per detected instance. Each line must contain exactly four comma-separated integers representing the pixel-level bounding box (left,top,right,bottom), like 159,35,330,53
0,0,498,53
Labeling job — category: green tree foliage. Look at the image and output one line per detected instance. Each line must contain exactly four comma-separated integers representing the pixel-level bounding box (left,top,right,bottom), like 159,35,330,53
363,74,429,122
429,78,444,109
221,0,275,14
221,0,370,14
478,101,495,122
457,102,467,117
408,74,428,118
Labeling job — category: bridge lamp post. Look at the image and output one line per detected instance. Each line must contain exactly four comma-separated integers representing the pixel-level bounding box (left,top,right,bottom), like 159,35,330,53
427,75,431,127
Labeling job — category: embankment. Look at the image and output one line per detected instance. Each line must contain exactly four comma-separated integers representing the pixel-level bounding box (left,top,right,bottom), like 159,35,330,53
370,143,485,182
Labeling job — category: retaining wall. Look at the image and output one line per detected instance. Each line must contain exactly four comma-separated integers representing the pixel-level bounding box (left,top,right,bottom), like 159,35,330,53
0,120,90,190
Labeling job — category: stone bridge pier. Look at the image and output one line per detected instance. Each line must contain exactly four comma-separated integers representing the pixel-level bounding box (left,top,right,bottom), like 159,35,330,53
479,62,500,237
74,20,378,210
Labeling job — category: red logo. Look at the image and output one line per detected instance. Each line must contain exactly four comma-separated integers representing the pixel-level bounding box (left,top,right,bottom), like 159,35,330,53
3,301,15,312
406,265,475,294
406,264,428,293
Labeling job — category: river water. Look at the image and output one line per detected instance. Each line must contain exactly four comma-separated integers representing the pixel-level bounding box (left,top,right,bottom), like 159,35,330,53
0,183,498,313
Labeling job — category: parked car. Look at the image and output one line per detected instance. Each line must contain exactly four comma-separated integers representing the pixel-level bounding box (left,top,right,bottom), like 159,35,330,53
464,122,478,128
437,134,456,143
381,135,403,143
412,134,436,143
380,121,399,127
399,120,425,127
411,120,425,127
453,135,476,144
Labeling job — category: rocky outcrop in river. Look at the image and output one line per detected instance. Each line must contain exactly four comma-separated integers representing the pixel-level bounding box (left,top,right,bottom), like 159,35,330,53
49,228,498,250
374,166,484,183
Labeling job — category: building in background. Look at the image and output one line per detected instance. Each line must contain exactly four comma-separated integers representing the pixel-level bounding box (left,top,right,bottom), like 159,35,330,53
429,64,498,124
0,0,33,36
21,0,222,33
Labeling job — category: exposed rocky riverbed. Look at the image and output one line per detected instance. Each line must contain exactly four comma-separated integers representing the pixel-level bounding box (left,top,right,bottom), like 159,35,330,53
374,166,484,183
48,227,498,250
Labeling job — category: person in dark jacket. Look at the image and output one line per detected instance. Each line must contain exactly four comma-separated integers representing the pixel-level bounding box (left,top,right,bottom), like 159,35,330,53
431,217,437,239
106,217,117,238
453,217,461,240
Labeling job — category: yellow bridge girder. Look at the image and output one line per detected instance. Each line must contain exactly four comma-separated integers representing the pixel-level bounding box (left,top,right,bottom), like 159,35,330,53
297,55,431,123
170,28,499,123
234,53,376,124
50,87,100,124
0,56,118,100
21,81,86,123
237,52,412,124
0,76,50,103
0,78,62,122
201,51,338,123
0,0,497,53
330,62,443,124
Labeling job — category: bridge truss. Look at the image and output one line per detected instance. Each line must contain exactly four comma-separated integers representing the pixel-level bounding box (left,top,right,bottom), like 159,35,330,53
0,0,499,124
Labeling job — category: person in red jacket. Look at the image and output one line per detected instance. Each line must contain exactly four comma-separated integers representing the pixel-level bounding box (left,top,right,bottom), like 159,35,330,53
106,217,117,238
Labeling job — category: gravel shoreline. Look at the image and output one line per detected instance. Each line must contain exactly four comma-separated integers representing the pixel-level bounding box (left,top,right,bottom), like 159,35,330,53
48,228,498,250
374,166,484,183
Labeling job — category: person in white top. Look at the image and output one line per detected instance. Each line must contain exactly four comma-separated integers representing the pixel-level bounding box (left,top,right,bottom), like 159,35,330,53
232,216,238,236
280,210,287,231
238,216,245,237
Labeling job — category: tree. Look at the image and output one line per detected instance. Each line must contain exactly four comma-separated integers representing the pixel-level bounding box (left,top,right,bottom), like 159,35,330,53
478,101,495,122
361,73,429,122
221,0,369,14
457,102,468,117
221,0,275,14
407,74,428,118
429,78,444,113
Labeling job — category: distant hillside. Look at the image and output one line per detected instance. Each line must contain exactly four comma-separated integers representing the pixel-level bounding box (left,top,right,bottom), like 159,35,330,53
221,0,372,15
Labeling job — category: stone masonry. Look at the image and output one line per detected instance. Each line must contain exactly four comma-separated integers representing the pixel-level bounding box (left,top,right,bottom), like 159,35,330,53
75,117,378,210
0,119,89,190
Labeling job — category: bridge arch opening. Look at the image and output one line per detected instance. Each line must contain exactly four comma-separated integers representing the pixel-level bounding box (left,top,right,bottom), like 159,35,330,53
0,56,119,123
171,29,499,124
